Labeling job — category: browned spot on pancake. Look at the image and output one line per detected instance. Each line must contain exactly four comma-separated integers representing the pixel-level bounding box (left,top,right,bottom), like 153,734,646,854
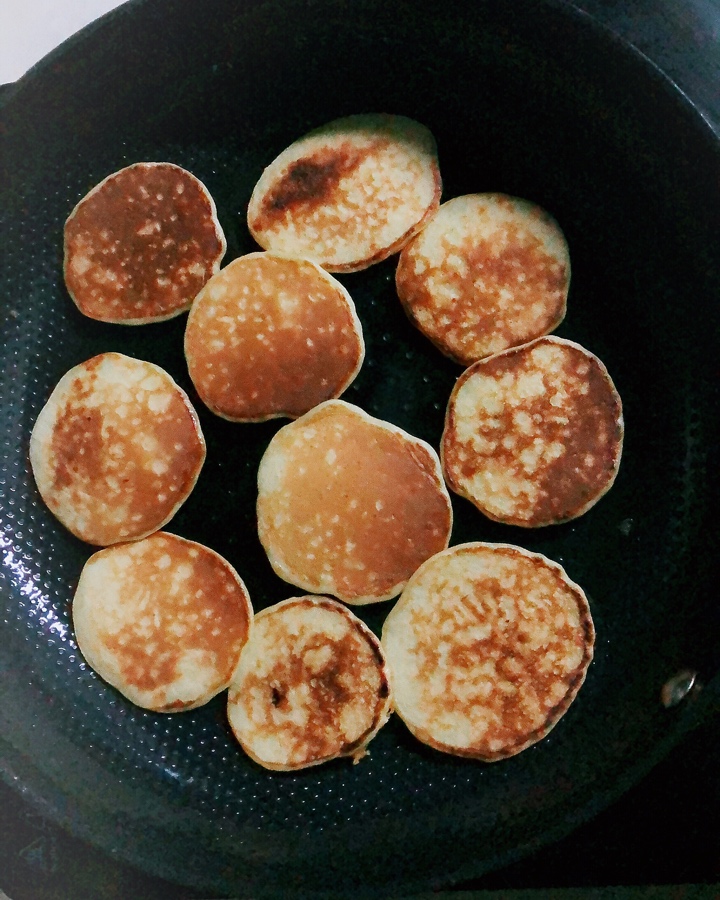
442,338,623,526
441,227,561,353
228,596,390,768
247,114,441,273
64,163,224,322
535,356,622,522
53,402,202,541
105,536,249,690
382,543,594,760
413,557,588,752
257,401,452,602
50,370,103,493
184,254,363,421
259,145,367,220
32,353,206,545
396,194,569,364
74,532,252,711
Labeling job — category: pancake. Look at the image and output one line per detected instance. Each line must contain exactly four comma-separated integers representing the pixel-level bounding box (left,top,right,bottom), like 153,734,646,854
256,400,453,604
381,542,595,761
29,352,206,545
247,114,441,273
396,193,570,364
64,162,225,323
72,532,253,712
441,336,623,527
227,595,391,770
184,252,364,422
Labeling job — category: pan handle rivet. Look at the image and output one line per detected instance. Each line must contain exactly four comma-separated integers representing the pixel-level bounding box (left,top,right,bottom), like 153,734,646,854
661,669,699,708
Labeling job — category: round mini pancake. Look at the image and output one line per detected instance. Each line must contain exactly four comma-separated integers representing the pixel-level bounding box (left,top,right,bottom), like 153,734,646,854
30,352,206,546
184,252,364,422
227,595,391,770
441,336,623,527
396,193,570,365
256,400,453,604
247,114,441,273
73,532,253,712
381,542,595,761
64,162,226,323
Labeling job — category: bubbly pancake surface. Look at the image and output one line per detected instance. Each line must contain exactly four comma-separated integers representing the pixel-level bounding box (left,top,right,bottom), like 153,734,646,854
396,193,570,364
184,252,364,421
227,595,391,770
29,352,206,545
256,400,453,604
442,336,623,527
72,532,253,712
381,542,594,760
247,114,441,272
64,162,225,323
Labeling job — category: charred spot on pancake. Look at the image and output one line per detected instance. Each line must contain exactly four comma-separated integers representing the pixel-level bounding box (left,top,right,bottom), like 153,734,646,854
260,145,366,218
184,252,364,422
64,162,225,324
271,687,285,708
441,336,623,527
227,596,392,770
381,542,594,761
247,114,441,272
72,532,253,712
29,352,206,545
396,193,570,365
256,400,453,604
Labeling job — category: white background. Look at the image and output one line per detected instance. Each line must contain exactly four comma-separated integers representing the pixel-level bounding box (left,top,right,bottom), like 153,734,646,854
0,0,127,84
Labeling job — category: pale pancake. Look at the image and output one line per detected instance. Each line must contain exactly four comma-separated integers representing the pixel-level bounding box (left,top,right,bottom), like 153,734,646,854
29,352,206,545
441,336,623,527
247,114,441,272
227,595,391,770
256,400,453,604
73,532,253,712
64,162,226,323
381,542,594,761
184,252,364,422
396,193,570,364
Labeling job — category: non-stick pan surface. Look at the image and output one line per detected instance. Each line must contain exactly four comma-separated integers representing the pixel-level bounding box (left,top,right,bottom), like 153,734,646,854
1,0,720,896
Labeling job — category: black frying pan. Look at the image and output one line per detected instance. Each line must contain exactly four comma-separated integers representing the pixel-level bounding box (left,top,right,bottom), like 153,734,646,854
1,1,719,896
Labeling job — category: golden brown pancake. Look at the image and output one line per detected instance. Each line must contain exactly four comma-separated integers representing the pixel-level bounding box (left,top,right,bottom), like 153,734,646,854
72,532,253,712
247,114,441,272
396,193,570,364
227,595,391,770
64,162,225,323
184,252,364,422
256,400,453,604
441,336,623,527
381,542,594,761
29,352,206,545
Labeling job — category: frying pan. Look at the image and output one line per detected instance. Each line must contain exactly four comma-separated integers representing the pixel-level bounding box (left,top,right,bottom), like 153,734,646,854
1,0,720,896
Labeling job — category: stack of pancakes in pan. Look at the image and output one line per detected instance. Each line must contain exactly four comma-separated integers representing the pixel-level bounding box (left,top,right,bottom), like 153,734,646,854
30,114,622,770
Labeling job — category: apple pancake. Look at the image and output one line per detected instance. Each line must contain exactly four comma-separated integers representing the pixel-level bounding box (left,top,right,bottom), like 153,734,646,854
247,114,441,272
73,532,253,712
441,336,623,527
184,252,364,422
64,162,225,323
256,400,453,604
381,542,595,761
227,595,391,770
396,193,570,364
29,352,206,545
